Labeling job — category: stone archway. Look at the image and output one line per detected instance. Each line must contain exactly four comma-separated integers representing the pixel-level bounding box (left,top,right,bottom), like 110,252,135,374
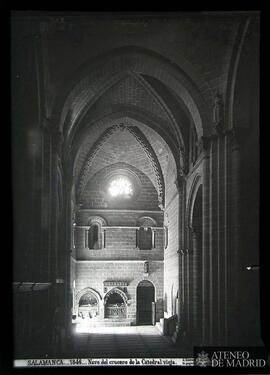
74,288,102,320
104,288,128,319
53,47,210,141
136,280,155,325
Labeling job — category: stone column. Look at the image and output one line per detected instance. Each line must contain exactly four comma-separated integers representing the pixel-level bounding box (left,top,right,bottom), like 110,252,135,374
51,127,70,356
174,172,187,344
62,157,74,355
200,124,242,346
200,135,212,345
185,247,190,335
190,226,203,344
190,227,197,333
177,249,186,338
40,123,53,281
226,129,241,345
51,128,66,281
211,133,220,346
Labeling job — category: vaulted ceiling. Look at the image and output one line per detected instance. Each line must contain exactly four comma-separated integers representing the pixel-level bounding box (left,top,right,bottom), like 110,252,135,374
36,14,254,207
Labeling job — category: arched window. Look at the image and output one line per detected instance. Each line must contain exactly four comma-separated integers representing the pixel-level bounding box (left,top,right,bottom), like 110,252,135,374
88,224,100,249
137,227,153,250
86,216,107,250
136,216,157,250
108,175,134,199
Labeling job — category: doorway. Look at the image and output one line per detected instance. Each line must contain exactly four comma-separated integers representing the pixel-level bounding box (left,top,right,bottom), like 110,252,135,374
136,280,155,325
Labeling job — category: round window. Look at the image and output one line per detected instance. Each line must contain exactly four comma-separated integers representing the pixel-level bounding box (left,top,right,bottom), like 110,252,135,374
108,176,134,199
102,168,141,207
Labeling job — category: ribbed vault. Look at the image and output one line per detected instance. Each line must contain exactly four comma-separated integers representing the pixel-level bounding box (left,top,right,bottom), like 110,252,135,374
67,71,187,174
53,47,210,155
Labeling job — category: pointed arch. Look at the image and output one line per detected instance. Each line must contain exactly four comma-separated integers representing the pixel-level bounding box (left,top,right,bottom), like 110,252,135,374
75,287,102,307
72,110,181,182
104,287,129,305
76,124,165,205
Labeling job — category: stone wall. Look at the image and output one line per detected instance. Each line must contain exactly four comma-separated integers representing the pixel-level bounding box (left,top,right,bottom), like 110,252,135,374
73,260,164,324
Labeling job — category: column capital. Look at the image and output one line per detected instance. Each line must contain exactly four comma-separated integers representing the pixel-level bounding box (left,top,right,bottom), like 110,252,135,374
174,170,187,191
177,249,189,255
177,249,185,255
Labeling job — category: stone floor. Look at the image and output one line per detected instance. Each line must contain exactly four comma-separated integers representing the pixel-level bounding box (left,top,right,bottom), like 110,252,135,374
69,325,183,358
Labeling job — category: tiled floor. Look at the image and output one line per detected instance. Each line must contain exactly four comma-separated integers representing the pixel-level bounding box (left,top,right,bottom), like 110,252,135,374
69,325,183,358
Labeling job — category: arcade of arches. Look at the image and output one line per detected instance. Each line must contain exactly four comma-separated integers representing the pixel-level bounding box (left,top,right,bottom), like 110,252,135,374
12,12,263,359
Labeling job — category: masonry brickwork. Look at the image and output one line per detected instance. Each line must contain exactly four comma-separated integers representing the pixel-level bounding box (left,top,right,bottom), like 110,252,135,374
12,13,260,359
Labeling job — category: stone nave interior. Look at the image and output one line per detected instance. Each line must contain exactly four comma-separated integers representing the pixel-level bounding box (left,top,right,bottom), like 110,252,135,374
11,11,265,360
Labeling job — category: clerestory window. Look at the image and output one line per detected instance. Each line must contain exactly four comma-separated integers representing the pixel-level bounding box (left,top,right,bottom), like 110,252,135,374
108,176,134,199
136,227,155,250
88,224,101,249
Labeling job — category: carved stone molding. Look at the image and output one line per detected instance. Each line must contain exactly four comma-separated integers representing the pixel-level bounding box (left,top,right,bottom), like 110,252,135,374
144,261,149,274
174,171,186,192
75,287,102,306
87,216,107,227
199,126,248,155
177,248,189,256
164,212,170,226
179,146,187,173
103,280,129,287
177,249,185,256
137,216,157,227
104,287,129,305
128,126,165,206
